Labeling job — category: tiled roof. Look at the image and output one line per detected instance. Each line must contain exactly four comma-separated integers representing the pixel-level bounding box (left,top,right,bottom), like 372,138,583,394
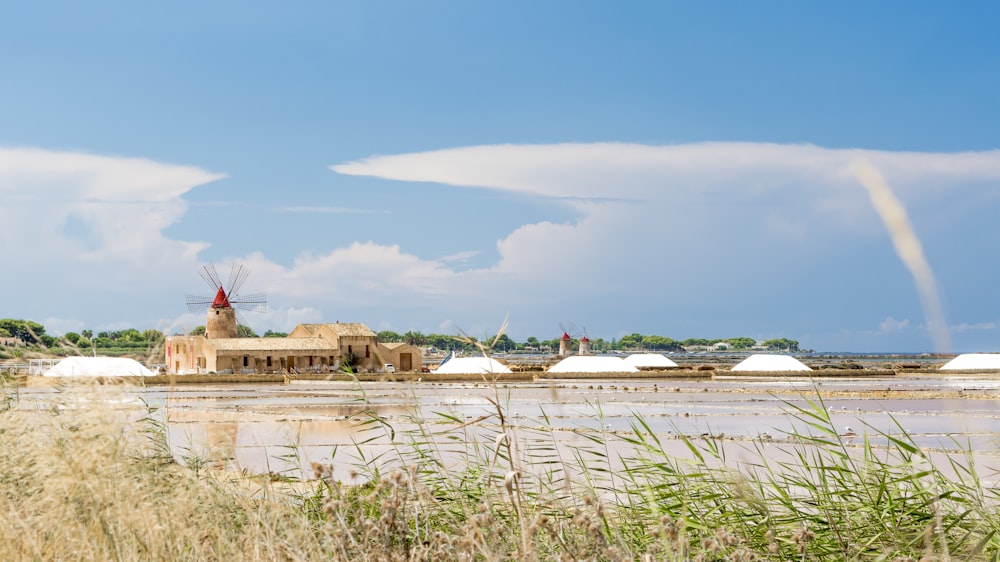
293,323,377,338
319,323,377,337
208,337,333,352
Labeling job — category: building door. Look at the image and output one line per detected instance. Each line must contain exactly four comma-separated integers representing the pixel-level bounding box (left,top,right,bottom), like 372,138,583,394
400,353,412,371
288,356,296,370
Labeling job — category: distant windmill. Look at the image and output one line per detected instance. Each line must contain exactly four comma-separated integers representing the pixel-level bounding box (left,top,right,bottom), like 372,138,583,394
185,263,267,338
579,327,593,355
558,322,576,357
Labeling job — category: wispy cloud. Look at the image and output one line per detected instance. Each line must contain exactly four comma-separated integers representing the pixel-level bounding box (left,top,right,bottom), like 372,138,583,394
951,322,997,333
439,250,480,263
880,317,910,332
279,206,387,215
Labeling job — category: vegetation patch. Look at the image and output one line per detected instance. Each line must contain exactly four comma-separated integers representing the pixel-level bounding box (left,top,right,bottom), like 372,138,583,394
1,376,998,561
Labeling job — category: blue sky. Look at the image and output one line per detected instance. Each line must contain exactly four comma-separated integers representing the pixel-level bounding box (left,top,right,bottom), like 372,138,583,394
2,1,999,352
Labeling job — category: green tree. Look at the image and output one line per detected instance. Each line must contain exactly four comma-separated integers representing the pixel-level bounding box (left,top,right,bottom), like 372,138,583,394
190,326,206,336
525,336,540,349
642,335,684,352
491,333,515,352
263,330,288,338
142,329,165,342
64,332,82,345
0,319,46,344
539,338,560,351
763,338,799,351
237,325,258,338
81,329,93,340
726,337,756,350
619,333,643,350
377,330,403,342
404,331,428,346
119,328,143,343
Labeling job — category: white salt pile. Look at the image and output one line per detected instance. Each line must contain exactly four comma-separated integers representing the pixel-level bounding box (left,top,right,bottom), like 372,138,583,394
731,354,811,372
940,353,1000,371
432,356,512,375
43,357,155,377
548,356,639,374
623,353,679,368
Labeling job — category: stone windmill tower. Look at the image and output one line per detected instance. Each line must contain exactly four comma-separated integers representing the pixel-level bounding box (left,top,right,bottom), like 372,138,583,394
558,322,576,357
578,327,593,355
185,263,267,338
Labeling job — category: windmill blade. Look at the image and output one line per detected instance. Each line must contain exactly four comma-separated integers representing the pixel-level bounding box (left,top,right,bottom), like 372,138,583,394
230,291,267,314
199,264,223,291
234,310,252,333
227,263,251,297
185,294,215,312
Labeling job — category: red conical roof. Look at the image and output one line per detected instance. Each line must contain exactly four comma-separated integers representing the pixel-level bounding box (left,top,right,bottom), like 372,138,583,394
562,332,571,340
211,286,231,308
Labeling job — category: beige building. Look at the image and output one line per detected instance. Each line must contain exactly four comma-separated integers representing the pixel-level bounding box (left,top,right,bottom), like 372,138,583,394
165,321,423,375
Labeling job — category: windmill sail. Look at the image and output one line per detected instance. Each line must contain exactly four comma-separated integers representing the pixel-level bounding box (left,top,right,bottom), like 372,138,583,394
186,263,267,318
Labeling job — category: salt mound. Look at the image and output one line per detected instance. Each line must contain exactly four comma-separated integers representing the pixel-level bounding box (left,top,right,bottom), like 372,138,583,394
623,353,679,368
940,353,1000,371
548,356,639,374
432,356,512,375
44,357,155,377
731,354,811,372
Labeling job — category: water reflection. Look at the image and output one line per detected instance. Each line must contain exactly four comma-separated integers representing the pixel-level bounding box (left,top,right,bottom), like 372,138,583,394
14,376,1000,481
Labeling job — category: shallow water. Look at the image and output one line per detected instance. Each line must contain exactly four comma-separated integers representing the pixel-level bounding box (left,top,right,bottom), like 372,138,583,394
15,375,1000,481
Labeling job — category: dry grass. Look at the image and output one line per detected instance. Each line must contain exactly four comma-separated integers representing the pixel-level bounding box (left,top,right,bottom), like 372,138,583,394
2,370,1000,561
0,391,326,561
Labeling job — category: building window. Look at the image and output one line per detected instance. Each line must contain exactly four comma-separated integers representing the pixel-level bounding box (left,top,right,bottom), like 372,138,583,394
348,345,352,355
267,356,272,367
365,345,370,358
243,356,249,367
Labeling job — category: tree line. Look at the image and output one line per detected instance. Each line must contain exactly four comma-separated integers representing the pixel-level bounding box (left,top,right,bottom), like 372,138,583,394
375,330,800,353
1,318,800,360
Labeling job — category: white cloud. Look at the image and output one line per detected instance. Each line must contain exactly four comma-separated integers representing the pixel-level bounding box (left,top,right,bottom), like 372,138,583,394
879,317,910,332
0,147,224,330
951,322,997,333
258,306,325,332
0,147,223,267
333,142,1000,288
439,250,480,263
326,142,1000,346
6,142,1000,353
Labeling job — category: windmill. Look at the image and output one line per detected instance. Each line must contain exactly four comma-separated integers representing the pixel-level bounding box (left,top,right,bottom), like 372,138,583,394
185,263,267,339
558,322,576,357
578,327,593,355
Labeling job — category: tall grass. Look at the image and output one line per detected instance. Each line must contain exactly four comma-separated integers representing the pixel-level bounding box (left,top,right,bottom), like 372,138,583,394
1,369,999,560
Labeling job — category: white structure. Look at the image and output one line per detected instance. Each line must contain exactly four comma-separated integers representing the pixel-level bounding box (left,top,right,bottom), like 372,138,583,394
731,354,811,372
940,353,1000,371
432,356,512,375
43,357,155,377
623,353,679,369
548,356,639,374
